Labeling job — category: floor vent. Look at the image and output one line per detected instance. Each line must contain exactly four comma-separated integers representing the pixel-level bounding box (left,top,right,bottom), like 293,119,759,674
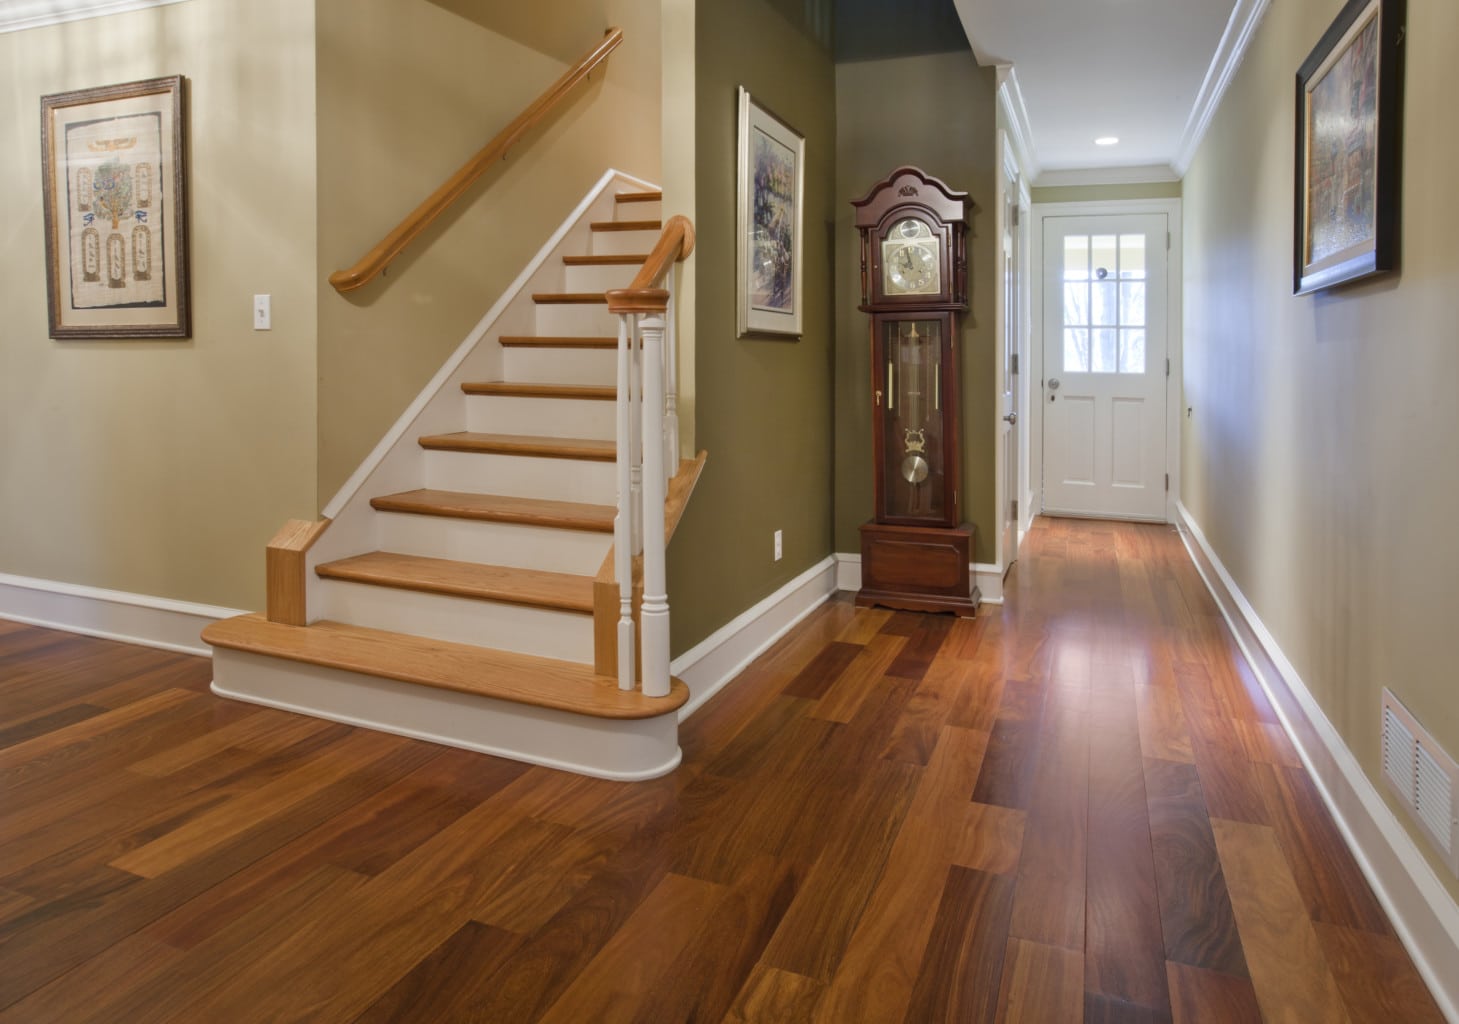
1382,689,1458,877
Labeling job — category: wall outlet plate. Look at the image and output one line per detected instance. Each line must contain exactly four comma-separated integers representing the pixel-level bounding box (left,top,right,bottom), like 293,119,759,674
773,529,783,561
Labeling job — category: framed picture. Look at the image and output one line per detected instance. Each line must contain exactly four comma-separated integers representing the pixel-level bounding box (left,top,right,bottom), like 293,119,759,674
1294,0,1405,295
737,86,804,337
41,75,190,338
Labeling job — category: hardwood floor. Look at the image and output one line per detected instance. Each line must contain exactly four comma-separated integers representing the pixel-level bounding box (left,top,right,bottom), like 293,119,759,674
0,517,1445,1022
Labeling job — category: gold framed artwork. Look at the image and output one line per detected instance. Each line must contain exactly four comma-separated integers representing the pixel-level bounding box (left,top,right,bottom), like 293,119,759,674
736,86,804,338
41,75,191,338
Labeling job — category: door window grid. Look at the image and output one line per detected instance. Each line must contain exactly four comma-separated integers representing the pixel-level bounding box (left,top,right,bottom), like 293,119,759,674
1062,234,1146,374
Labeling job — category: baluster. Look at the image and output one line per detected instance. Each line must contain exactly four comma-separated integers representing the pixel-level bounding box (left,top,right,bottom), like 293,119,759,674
629,316,643,556
638,314,670,698
663,273,680,487
613,313,635,690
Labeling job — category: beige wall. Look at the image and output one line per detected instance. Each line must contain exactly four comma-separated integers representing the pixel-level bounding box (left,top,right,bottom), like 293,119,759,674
314,0,661,501
1031,180,1181,204
1183,0,1459,898
0,0,319,611
834,52,1000,561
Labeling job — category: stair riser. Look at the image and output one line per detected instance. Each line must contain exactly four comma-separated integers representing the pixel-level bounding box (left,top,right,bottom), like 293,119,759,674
315,579,594,662
465,394,615,440
375,512,611,576
211,651,681,780
591,228,662,257
534,302,618,337
614,199,662,221
564,264,642,293
502,346,618,386
424,449,618,505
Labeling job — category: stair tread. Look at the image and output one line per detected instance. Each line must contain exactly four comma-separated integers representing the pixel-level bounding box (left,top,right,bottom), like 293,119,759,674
499,336,616,348
562,254,650,266
532,292,608,304
370,489,614,532
419,432,616,461
462,381,615,400
590,220,661,232
614,191,662,203
203,614,686,719
316,551,594,612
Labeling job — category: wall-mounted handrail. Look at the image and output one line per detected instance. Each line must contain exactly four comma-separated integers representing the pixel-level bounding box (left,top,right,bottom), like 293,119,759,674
328,27,625,294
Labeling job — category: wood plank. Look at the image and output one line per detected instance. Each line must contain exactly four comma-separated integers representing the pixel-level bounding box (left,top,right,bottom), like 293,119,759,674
881,655,970,765
532,291,611,303
562,253,649,265
498,334,617,347
370,488,615,531
780,641,863,701
970,679,1046,810
417,430,616,460
902,865,1015,1024
884,614,954,681
460,380,616,400
723,966,824,1023
352,921,525,1024
1136,683,1194,762
590,219,661,231
993,937,1083,1024
1313,921,1447,1024
1165,963,1262,1024
315,551,596,612
265,517,330,626
614,190,662,203
808,633,906,724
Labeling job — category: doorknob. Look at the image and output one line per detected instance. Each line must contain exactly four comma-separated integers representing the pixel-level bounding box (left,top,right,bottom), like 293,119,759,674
1048,377,1060,390
1003,412,1017,424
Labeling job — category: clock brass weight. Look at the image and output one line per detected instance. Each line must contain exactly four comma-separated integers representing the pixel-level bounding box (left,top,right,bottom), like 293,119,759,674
853,166,980,616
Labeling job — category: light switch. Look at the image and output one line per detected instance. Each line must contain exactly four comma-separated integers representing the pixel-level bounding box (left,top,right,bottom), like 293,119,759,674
253,294,271,330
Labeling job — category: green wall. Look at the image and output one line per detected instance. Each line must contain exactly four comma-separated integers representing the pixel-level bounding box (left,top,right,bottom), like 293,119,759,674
833,52,999,561
668,0,838,652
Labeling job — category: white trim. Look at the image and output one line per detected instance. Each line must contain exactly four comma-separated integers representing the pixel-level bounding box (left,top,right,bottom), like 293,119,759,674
995,65,1040,182
1034,164,1180,188
671,557,837,719
830,554,1004,606
1174,502,1459,1024
0,0,191,34
0,572,243,657
1172,0,1272,175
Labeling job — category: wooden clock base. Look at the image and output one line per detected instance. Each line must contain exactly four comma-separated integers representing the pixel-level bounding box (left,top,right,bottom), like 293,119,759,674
855,521,980,617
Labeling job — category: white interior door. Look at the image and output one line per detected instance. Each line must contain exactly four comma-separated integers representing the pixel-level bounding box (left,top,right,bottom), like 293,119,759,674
1000,171,1022,569
1041,214,1168,520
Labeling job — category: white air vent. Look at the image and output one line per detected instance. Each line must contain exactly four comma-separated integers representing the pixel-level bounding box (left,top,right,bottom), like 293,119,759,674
1382,689,1459,876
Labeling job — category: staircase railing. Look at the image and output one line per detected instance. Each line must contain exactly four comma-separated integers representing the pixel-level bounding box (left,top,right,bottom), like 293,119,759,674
328,27,624,294
606,215,694,696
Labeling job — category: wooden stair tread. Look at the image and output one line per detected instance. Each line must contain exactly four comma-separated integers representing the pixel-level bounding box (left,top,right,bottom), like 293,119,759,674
590,220,661,232
461,381,615,400
499,336,616,348
316,552,594,612
418,432,615,461
370,489,614,532
562,254,650,265
202,614,687,719
532,292,608,304
614,191,662,203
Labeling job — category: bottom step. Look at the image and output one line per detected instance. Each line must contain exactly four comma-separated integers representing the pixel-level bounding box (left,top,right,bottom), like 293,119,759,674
203,615,686,780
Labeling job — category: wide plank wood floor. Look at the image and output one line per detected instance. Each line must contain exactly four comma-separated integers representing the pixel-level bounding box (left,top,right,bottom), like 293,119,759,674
0,517,1445,1022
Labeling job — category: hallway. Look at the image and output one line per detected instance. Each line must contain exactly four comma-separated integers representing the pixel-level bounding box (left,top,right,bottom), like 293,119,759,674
0,518,1443,1021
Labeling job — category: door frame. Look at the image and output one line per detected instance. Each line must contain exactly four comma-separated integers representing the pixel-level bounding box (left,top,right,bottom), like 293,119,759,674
994,131,1032,575
1030,197,1183,523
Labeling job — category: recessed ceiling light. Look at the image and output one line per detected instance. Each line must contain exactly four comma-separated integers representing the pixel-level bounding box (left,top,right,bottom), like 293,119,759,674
1095,136,1120,146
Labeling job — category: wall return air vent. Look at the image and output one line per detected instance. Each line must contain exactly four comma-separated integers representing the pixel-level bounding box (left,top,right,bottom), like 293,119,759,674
1382,688,1459,878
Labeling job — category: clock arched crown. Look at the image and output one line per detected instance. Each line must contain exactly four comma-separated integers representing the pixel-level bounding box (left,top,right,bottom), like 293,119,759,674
853,166,971,310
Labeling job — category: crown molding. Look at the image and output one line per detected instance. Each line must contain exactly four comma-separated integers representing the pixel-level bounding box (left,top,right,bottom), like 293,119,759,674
1034,163,1180,188
1172,0,1272,175
0,0,192,35
995,64,1040,182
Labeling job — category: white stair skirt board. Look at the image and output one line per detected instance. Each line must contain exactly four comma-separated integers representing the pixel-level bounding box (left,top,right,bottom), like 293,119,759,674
565,264,643,293
502,347,617,387
314,580,594,663
211,649,681,781
423,450,617,505
466,394,616,440
591,228,662,257
0,572,244,657
672,556,838,719
831,553,1006,605
1174,502,1459,1023
373,513,611,576
533,303,619,337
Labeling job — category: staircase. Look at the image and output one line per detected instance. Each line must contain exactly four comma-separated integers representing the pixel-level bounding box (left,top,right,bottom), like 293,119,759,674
203,173,698,780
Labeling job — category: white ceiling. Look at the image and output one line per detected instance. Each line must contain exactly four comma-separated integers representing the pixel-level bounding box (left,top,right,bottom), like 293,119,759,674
953,0,1259,182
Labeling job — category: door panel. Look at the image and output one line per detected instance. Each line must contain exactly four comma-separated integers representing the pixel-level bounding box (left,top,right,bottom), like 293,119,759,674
1042,214,1167,520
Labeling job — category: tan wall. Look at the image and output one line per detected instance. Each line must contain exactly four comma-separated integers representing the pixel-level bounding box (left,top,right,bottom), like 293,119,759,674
667,0,837,651
315,0,661,501
1031,180,1181,204
834,52,1000,561
0,0,319,611
1183,0,1459,898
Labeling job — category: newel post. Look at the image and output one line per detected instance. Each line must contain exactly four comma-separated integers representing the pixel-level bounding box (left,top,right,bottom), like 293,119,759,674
613,314,637,689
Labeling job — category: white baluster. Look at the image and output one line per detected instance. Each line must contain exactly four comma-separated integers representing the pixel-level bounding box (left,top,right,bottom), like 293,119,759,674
629,315,643,557
638,314,670,698
663,273,680,487
613,314,635,690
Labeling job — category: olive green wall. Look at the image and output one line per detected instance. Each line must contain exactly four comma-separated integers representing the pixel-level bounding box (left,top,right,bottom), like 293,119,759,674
0,0,318,611
833,52,999,561
668,0,837,651
1031,180,1181,204
315,0,661,501
1183,0,1459,900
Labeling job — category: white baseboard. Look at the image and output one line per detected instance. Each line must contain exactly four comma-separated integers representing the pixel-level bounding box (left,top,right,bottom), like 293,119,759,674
1173,502,1459,1024
832,553,1005,605
672,556,837,720
0,572,245,657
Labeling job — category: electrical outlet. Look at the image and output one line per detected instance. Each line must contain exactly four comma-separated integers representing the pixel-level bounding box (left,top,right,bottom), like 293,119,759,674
773,530,783,562
253,294,271,330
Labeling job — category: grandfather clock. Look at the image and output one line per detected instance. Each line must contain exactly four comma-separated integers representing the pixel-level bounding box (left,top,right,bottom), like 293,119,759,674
853,166,979,616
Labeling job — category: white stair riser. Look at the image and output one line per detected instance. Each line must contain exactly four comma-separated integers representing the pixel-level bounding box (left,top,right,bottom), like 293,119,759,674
375,512,611,575
534,302,617,337
565,263,642,293
613,199,661,221
424,449,617,505
502,346,618,386
465,394,615,439
315,579,593,662
591,228,661,257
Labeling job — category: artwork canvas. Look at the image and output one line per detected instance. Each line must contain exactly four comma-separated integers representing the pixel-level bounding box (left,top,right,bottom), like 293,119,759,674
737,87,804,337
41,76,190,338
1294,0,1404,294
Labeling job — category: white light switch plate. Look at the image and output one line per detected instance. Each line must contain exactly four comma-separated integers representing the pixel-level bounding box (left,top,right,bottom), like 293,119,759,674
253,294,271,330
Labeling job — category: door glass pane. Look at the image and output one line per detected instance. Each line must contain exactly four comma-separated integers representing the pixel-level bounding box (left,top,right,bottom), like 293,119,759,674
1092,329,1117,373
1064,236,1089,280
1090,235,1117,283
1092,282,1117,326
1119,234,1146,279
1063,283,1088,326
1119,329,1146,374
1063,328,1089,372
1119,282,1146,326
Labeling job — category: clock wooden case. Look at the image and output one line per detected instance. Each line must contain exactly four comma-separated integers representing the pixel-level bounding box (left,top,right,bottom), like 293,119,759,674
853,166,979,616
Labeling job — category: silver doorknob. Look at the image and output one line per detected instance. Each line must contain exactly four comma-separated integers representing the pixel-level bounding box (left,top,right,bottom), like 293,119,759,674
1003,412,1018,424
1048,377,1061,390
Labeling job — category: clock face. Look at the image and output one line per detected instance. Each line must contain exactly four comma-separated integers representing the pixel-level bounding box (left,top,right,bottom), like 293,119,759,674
881,219,940,296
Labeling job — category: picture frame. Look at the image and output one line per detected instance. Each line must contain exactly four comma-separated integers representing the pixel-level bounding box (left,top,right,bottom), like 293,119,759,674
41,75,190,338
1294,0,1405,295
737,86,804,338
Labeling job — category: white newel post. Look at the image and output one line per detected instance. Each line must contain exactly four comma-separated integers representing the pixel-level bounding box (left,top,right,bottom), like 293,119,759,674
663,275,680,485
638,313,670,697
613,314,636,690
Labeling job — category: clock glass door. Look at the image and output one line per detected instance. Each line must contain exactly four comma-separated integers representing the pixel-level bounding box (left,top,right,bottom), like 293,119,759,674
880,317,947,523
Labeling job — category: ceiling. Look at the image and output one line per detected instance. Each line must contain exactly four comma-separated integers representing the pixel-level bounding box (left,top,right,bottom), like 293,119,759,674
953,0,1253,181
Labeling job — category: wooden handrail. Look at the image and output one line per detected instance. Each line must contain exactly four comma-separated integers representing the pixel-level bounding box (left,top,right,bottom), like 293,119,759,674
605,214,695,314
329,27,624,294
